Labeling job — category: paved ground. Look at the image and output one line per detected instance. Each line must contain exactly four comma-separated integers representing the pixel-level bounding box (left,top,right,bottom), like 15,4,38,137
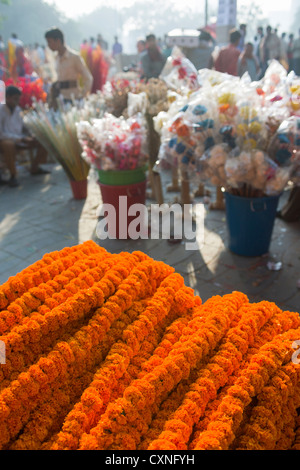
0,162,299,313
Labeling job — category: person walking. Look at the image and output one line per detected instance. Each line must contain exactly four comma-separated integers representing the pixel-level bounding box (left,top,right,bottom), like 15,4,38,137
214,29,242,76
44,28,93,106
141,34,166,80
259,26,286,74
238,42,260,81
182,30,214,71
112,36,123,57
237,24,247,52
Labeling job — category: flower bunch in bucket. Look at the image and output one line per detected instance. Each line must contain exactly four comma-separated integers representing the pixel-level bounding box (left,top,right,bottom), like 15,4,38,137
77,112,149,172
24,95,105,177
193,93,298,198
102,77,139,118
23,100,102,182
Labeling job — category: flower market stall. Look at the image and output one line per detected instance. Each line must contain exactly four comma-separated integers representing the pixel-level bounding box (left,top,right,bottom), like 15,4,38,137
0,240,300,451
23,95,106,199
5,76,47,110
152,60,300,255
7,57,299,248
77,112,149,238
1,57,300,451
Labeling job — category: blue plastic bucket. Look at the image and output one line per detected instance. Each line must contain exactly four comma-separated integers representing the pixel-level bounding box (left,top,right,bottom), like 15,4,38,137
224,191,280,257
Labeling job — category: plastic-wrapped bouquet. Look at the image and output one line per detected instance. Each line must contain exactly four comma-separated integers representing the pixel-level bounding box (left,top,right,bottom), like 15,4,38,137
77,112,149,171
159,47,201,94
225,148,291,197
155,91,218,173
196,144,292,198
235,99,268,151
196,143,229,187
268,115,300,186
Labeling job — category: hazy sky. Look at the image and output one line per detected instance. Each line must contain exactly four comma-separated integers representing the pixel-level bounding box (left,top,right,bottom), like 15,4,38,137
45,0,293,19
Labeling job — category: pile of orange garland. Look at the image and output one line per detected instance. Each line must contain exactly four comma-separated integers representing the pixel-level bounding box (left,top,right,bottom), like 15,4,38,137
1,240,300,451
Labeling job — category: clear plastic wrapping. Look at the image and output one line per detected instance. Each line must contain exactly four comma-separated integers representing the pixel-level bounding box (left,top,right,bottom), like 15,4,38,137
76,112,148,171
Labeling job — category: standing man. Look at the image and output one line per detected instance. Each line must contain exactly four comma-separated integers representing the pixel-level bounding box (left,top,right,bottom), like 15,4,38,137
44,28,93,106
237,24,247,52
141,34,166,80
112,36,123,57
259,26,286,75
136,38,146,77
183,30,214,71
287,33,294,72
214,29,241,76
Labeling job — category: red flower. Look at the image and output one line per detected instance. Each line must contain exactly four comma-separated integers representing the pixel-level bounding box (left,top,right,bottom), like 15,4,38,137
173,58,182,67
178,67,187,80
4,77,47,109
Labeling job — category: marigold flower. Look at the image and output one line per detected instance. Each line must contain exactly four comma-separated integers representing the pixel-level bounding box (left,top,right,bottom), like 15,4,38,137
2,245,300,450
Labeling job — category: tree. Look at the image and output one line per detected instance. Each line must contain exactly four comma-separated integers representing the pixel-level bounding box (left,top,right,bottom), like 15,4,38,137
79,0,206,53
0,0,10,26
0,0,81,48
237,2,268,42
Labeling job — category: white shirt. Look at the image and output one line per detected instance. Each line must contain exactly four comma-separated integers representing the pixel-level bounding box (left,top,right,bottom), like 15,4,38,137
0,104,24,141
55,46,93,99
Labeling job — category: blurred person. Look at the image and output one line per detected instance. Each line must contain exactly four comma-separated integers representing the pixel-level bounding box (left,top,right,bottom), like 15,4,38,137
97,34,108,51
80,39,89,66
254,26,264,61
162,34,173,58
277,186,300,222
0,35,7,81
287,33,294,72
8,33,23,78
141,33,166,80
15,45,33,77
0,86,49,187
136,38,146,77
39,46,57,92
137,38,146,55
112,36,123,57
281,32,288,55
214,29,241,76
182,30,214,71
280,32,290,70
90,39,109,93
0,35,4,51
87,37,96,71
292,29,300,75
45,28,93,106
238,42,260,80
237,24,247,52
259,25,287,74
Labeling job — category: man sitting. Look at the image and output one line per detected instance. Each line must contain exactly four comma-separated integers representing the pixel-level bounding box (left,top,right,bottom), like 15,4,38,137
0,85,49,187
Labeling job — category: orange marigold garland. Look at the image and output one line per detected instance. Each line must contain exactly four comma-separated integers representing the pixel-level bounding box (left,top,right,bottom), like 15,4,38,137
0,241,101,311
148,300,278,450
1,242,300,451
192,327,300,450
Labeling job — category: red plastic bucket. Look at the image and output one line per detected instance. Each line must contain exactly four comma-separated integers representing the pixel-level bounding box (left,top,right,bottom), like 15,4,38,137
69,179,88,200
98,179,147,239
